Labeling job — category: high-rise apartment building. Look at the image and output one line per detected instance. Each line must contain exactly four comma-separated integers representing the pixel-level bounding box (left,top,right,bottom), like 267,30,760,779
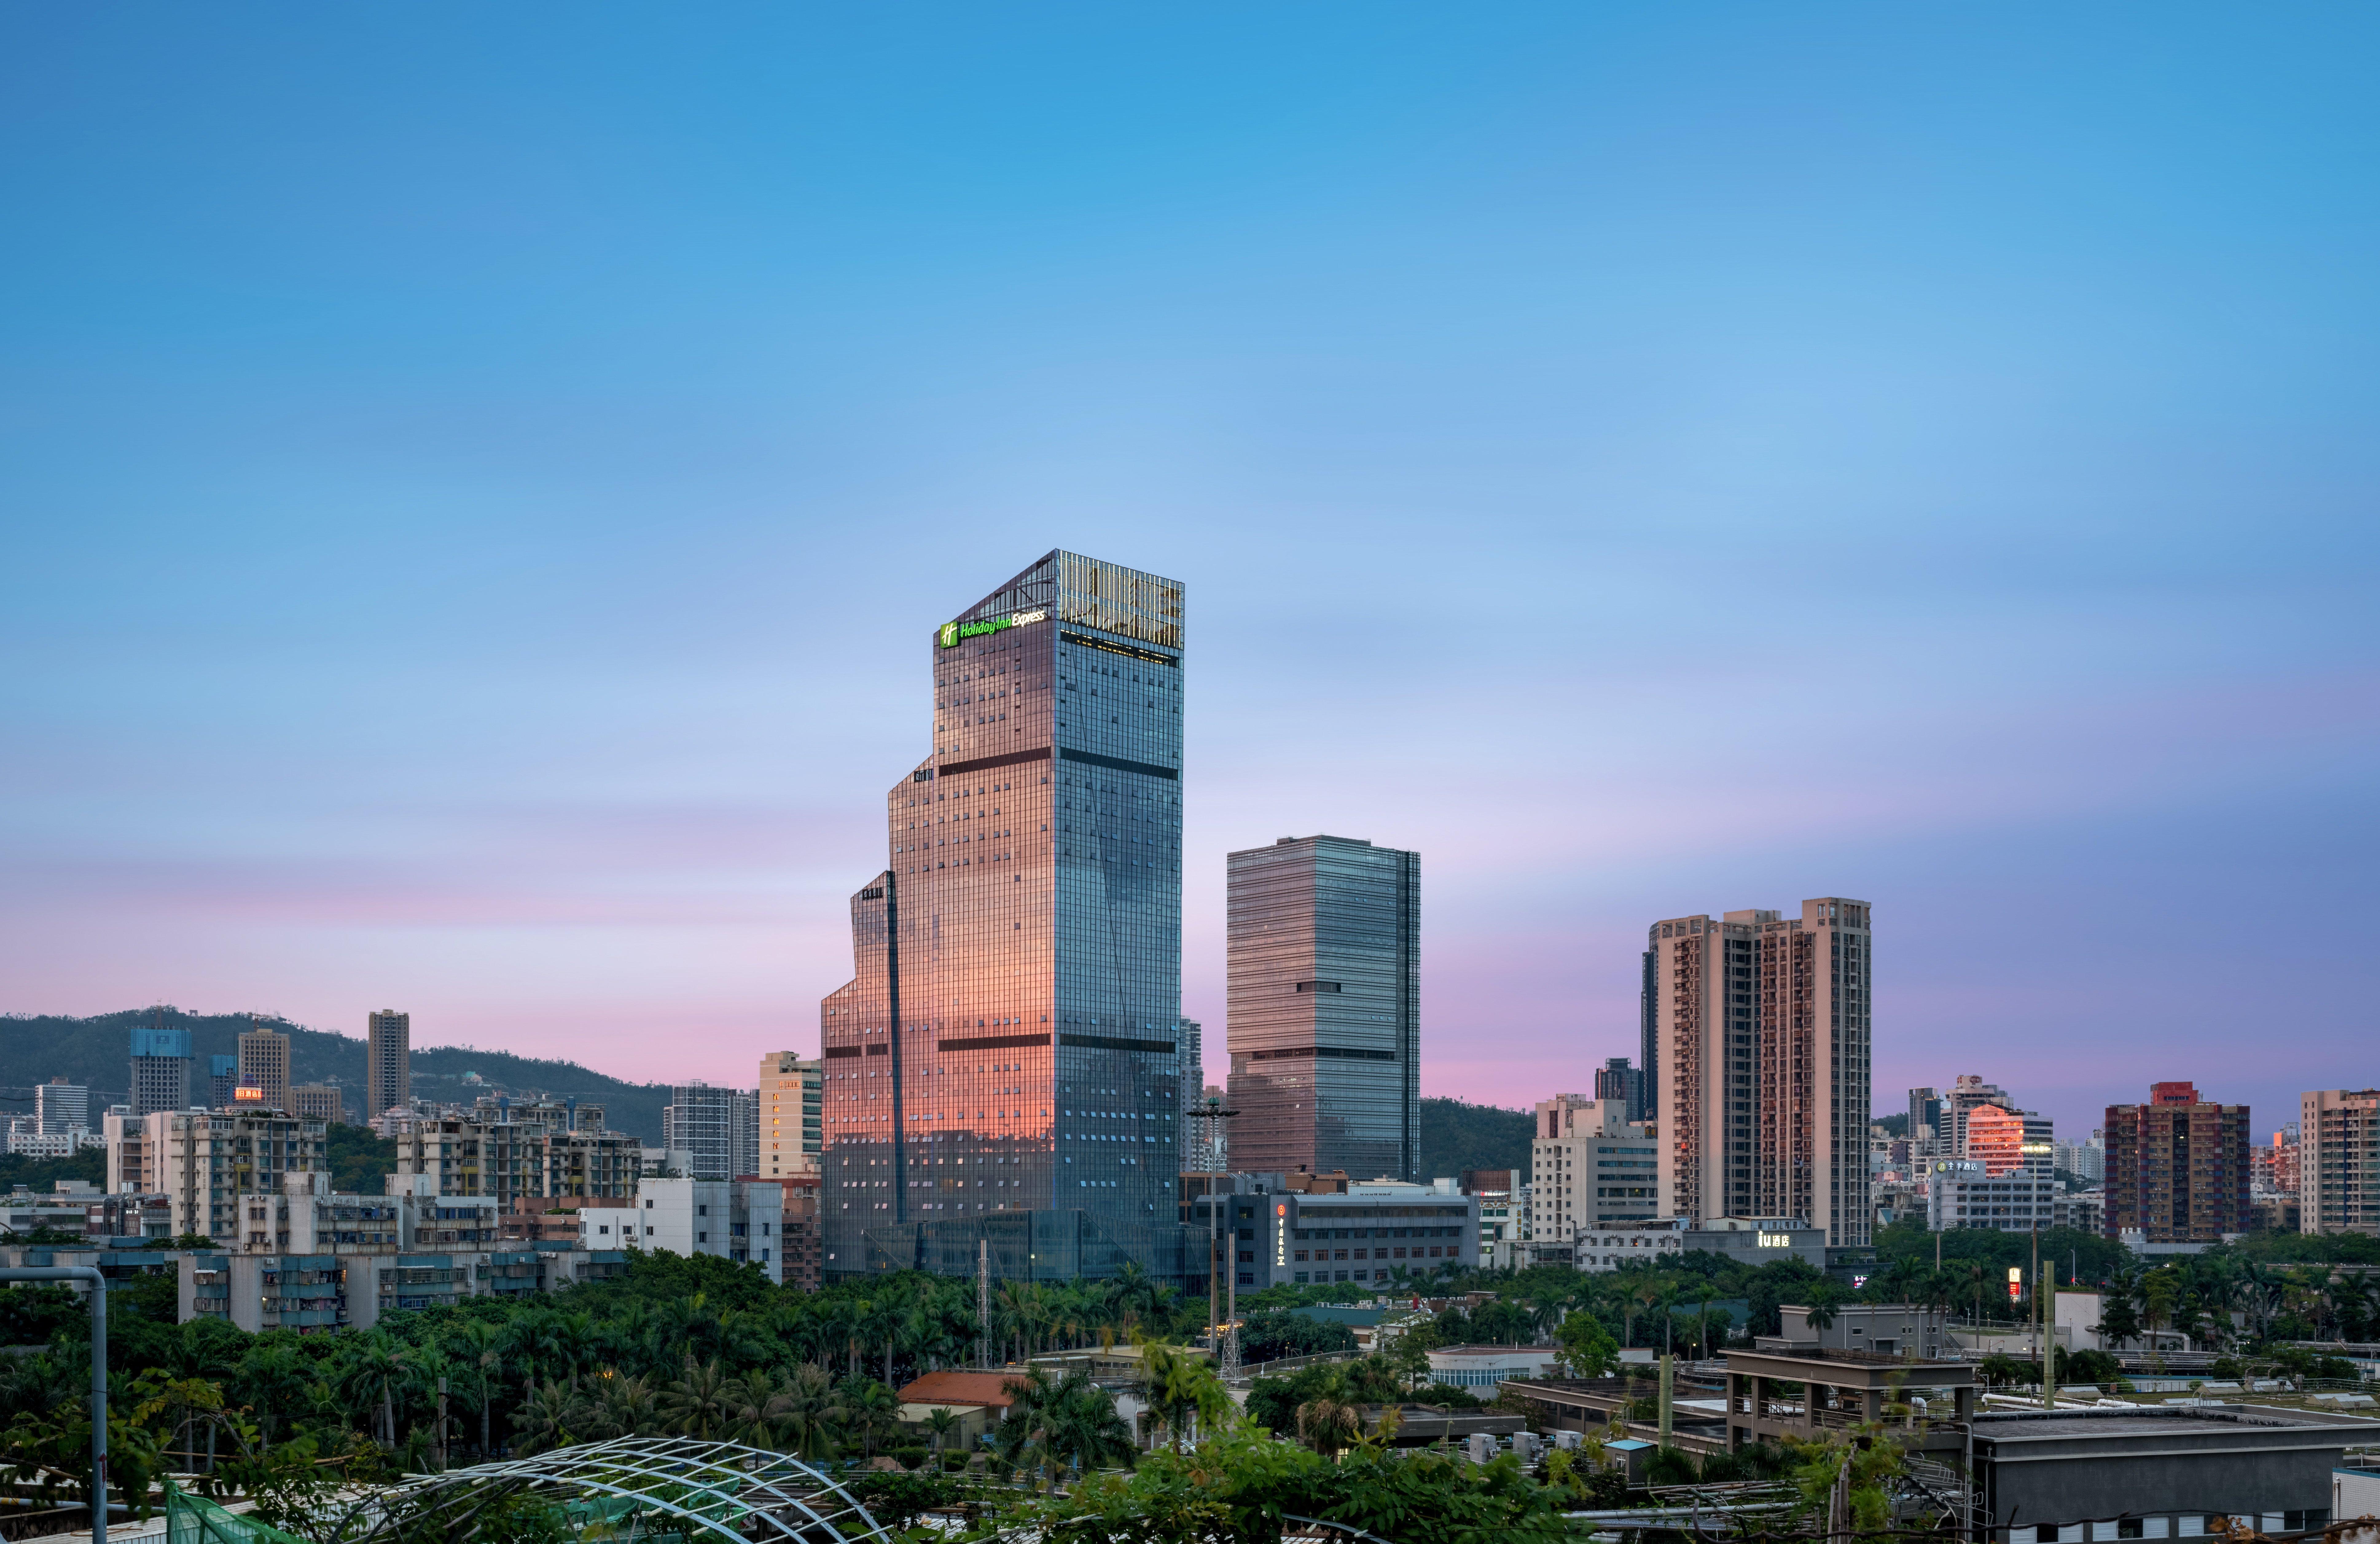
2022,1113,2056,1180
758,1052,823,1179
289,1084,345,1125
2103,1081,2251,1243
1963,1104,2026,1175
1184,1083,1229,1175
206,1056,239,1110
1639,950,1660,1120
35,1079,89,1136
1176,1017,1204,1159
132,1108,330,1240
2250,1124,2300,1200
1647,898,1873,1247
367,1009,411,1119
662,1083,759,1181
1225,835,1421,1182
2299,1090,2379,1236
382,1109,638,1209
2055,1136,2106,1184
1595,1058,1648,1124
818,551,1189,1284
1946,1075,2015,1158
129,1020,192,1117
1530,1093,1658,1238
237,1021,291,1112
1907,1087,1943,1156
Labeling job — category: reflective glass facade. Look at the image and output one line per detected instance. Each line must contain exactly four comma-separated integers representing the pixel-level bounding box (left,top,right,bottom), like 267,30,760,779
820,551,1194,1282
1225,836,1421,1181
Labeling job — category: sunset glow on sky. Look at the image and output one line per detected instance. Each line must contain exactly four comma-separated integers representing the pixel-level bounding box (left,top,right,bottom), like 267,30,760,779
4,7,2376,1141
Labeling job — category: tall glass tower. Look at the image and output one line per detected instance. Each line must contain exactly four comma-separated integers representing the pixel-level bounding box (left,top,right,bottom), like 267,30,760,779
820,551,1192,1283
1224,835,1421,1181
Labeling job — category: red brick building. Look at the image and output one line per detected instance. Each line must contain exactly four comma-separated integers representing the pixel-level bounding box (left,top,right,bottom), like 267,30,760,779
2102,1081,2251,1244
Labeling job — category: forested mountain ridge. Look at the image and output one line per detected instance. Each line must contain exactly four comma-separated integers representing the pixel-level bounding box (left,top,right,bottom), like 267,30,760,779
0,1007,676,1142
1417,1095,1534,1180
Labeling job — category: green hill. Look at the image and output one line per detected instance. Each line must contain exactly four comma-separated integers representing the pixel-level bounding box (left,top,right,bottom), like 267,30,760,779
1419,1095,1534,1181
0,1007,675,1143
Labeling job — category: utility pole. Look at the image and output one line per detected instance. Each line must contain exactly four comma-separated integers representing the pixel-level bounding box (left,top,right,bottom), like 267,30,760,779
1184,1096,1239,1357
1658,1353,1674,1443
2032,1222,2053,1410
978,1237,991,1370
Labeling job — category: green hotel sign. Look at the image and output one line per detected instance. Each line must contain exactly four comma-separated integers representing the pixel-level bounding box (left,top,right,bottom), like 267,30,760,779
938,608,1046,648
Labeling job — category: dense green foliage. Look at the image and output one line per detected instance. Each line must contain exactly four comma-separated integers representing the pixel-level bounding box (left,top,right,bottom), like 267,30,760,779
323,1124,400,1195
1418,1097,1533,1179
1874,1220,2131,1291
1001,1424,1582,1544
1,1248,1208,1512
0,1145,106,1193
2218,1230,2380,1264
1239,1309,1358,1364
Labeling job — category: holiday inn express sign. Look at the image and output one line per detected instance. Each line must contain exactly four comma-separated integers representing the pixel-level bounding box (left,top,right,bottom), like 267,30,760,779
939,609,1047,647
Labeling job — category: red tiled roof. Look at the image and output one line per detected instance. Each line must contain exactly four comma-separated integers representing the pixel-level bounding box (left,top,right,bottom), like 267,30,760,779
897,1370,1022,1408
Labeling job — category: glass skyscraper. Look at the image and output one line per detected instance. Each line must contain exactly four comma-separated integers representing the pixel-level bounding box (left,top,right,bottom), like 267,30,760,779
1224,835,1421,1182
819,551,1192,1283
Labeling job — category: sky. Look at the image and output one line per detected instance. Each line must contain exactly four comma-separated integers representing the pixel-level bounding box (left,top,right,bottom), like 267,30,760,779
3,6,2376,1143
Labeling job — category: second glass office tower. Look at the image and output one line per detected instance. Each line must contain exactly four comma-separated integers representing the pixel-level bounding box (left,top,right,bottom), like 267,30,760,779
819,551,1192,1283
1225,835,1421,1181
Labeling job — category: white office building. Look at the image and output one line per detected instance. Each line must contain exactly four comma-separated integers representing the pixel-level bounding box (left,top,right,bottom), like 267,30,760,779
1925,1158,2058,1233
609,1176,787,1284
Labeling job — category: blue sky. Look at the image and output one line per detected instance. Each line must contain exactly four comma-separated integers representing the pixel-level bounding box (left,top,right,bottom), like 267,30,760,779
3,6,2375,1142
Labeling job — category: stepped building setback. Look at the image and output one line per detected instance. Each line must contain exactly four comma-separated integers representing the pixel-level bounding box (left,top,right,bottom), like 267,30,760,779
818,551,1191,1283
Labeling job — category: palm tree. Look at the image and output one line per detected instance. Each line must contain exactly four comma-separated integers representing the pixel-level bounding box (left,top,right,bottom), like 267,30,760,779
447,1319,504,1460
994,1282,1031,1366
1138,1342,1229,1452
831,1295,869,1381
342,1333,412,1449
1295,1385,1362,1459
511,1378,575,1456
500,1309,568,1407
1628,1277,1662,1348
772,1364,837,1462
233,1340,315,1446
661,1358,736,1439
924,1406,962,1464
553,1310,601,1389
583,1370,660,1440
721,1370,789,1448
832,1377,902,1461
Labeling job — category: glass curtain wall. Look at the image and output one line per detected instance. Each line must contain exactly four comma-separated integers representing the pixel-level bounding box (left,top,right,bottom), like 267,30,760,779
819,551,1193,1283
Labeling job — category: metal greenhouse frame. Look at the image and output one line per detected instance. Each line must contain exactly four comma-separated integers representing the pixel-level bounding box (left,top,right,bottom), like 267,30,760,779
326,1437,895,1542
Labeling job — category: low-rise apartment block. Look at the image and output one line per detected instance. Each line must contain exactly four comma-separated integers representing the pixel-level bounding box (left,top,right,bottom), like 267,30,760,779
1925,1158,2057,1232
1530,1093,1659,1241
